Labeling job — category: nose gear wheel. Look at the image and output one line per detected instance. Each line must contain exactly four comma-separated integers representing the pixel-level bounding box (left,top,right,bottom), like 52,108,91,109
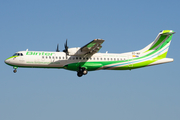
13,69,17,73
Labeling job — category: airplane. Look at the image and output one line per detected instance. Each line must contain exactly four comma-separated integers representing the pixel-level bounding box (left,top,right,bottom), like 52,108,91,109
5,30,175,77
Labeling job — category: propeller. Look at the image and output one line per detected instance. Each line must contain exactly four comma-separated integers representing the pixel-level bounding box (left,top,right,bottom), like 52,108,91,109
63,39,69,55
56,44,60,52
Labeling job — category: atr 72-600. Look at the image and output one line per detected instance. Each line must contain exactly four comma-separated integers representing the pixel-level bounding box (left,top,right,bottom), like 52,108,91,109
5,30,175,77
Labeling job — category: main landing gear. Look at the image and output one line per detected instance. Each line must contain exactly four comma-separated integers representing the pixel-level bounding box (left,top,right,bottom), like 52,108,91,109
77,67,88,77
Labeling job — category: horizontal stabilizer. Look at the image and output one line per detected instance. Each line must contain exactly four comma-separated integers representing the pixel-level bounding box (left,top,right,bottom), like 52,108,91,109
148,58,174,66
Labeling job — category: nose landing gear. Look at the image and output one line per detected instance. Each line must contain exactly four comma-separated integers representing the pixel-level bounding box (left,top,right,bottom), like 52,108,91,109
13,66,18,73
13,69,17,73
77,67,88,77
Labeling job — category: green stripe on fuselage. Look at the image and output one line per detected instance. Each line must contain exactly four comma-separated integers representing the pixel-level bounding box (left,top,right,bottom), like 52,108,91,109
5,56,18,61
113,51,168,70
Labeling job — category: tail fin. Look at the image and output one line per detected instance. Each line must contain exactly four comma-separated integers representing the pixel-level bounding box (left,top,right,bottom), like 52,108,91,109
140,30,175,58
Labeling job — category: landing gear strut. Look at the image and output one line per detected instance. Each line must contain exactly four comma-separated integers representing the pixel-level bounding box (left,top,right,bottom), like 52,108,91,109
77,67,88,77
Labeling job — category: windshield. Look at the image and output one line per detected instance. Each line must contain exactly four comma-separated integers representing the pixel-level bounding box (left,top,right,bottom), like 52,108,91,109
13,53,23,56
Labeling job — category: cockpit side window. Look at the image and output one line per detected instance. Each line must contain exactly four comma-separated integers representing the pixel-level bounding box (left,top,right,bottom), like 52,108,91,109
13,53,23,56
13,53,18,56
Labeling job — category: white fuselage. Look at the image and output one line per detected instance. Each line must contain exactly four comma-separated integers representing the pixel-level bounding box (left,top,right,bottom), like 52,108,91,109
6,50,134,69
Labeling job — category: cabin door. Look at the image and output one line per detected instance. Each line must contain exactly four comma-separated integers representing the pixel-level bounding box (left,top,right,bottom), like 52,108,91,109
128,53,134,69
19,56,25,63
51,54,56,63
42,56,45,61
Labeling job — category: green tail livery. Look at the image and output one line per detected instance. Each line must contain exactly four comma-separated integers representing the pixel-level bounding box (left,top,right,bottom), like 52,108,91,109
5,30,175,77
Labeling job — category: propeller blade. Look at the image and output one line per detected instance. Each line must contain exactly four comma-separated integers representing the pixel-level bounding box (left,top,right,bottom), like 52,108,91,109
65,39,68,49
63,39,69,55
56,44,60,52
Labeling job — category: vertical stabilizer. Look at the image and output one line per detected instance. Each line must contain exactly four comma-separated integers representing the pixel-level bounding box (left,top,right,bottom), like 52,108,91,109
140,30,175,58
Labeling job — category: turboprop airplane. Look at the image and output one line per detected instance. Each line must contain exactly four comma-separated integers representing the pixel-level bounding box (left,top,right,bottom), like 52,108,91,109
5,30,175,77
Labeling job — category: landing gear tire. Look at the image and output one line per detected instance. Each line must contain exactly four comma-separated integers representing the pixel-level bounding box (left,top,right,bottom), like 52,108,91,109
13,69,17,73
83,69,88,75
77,72,83,77
77,67,88,77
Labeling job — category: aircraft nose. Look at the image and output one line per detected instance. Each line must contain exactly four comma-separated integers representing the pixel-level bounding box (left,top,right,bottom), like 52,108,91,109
4,59,10,64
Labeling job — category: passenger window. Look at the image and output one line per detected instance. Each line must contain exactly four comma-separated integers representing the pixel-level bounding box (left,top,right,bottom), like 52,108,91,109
86,57,88,60
107,58,109,60
46,56,48,59
56,57,58,59
59,57,61,59
76,57,78,60
104,58,106,60
62,57,64,59
49,56,51,59
42,56,44,59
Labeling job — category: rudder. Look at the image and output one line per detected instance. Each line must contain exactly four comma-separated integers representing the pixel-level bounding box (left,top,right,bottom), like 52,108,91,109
140,30,175,56
148,30,175,51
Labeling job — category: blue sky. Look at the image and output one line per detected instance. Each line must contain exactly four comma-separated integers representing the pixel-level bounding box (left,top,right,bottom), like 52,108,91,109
1,0,180,120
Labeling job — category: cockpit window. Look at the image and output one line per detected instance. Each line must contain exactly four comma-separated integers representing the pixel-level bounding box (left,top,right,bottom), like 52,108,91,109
13,53,18,56
13,53,23,56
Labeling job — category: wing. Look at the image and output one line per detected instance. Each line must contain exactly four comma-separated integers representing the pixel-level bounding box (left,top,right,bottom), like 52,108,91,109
80,39,105,55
